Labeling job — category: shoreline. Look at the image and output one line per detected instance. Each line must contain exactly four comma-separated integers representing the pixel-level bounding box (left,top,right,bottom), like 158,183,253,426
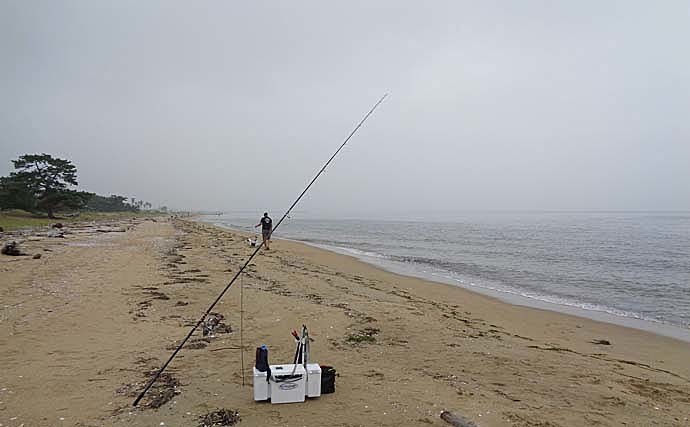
201,218,690,344
311,242,690,343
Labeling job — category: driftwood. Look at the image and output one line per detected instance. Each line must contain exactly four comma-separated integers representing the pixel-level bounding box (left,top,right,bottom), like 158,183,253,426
440,410,478,427
209,346,243,352
96,227,126,233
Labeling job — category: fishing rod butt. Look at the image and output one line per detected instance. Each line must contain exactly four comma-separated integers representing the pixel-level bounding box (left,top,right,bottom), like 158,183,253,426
132,394,143,407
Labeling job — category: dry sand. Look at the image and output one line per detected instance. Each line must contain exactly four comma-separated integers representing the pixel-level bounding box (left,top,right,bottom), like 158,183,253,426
1,218,689,426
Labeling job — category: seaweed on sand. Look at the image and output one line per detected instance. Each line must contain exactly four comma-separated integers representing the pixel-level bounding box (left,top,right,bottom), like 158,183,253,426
345,327,380,344
198,409,241,426
117,369,181,409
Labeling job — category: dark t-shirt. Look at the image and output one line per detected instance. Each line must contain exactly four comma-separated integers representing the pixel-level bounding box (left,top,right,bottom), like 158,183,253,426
261,216,272,230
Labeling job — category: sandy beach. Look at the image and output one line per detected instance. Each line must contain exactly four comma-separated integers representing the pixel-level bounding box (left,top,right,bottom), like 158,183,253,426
1,217,689,426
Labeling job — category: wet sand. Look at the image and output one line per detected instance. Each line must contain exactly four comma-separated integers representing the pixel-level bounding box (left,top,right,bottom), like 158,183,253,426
1,218,689,426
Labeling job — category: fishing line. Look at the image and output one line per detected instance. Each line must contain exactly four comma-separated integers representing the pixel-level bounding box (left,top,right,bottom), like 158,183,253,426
133,93,388,406
240,269,245,387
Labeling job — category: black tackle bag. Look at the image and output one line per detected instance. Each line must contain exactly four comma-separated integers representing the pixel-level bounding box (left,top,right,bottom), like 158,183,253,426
320,365,336,394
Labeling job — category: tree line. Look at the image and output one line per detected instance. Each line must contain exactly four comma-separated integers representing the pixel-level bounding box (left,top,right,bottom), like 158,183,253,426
0,153,161,218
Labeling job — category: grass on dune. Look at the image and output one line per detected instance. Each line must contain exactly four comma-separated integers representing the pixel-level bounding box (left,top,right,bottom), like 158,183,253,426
0,209,162,231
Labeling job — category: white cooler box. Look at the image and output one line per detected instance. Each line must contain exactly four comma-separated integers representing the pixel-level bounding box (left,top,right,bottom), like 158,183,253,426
305,363,321,397
253,363,322,403
252,367,270,401
269,364,306,403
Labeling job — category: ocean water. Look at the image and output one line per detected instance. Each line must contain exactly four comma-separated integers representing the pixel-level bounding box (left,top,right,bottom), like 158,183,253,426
200,211,690,335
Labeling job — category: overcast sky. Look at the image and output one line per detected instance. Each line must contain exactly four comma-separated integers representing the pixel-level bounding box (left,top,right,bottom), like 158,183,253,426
2,1,689,215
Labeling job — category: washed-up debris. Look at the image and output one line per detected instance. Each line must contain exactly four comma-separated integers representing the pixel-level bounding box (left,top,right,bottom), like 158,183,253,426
198,409,241,427
345,327,380,344
440,410,478,427
33,253,42,259
186,338,211,349
590,339,611,345
143,371,180,409
96,227,126,233
203,313,232,336
118,370,181,409
214,322,233,334
165,337,211,350
146,290,170,300
2,241,25,256
52,223,64,229
203,315,221,336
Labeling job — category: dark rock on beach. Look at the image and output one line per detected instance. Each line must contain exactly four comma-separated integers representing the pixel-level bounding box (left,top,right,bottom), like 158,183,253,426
2,241,24,256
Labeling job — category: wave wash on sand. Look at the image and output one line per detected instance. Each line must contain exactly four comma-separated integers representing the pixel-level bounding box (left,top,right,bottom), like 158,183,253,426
1,218,690,426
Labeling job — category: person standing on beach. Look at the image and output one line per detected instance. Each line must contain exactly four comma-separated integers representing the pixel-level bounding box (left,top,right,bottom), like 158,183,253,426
255,212,273,250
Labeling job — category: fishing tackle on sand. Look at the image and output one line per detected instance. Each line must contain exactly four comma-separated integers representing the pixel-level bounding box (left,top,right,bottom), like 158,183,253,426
133,93,388,406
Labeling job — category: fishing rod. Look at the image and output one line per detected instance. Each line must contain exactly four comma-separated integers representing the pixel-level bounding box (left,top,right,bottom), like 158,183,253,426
133,93,388,406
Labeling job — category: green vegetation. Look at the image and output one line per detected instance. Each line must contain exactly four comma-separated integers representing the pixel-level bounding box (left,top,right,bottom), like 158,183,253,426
0,209,160,231
0,153,163,230
86,194,146,212
0,154,92,217
0,209,56,229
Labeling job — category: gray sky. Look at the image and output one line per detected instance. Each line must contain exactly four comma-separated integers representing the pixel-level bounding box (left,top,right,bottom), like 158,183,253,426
2,1,689,215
